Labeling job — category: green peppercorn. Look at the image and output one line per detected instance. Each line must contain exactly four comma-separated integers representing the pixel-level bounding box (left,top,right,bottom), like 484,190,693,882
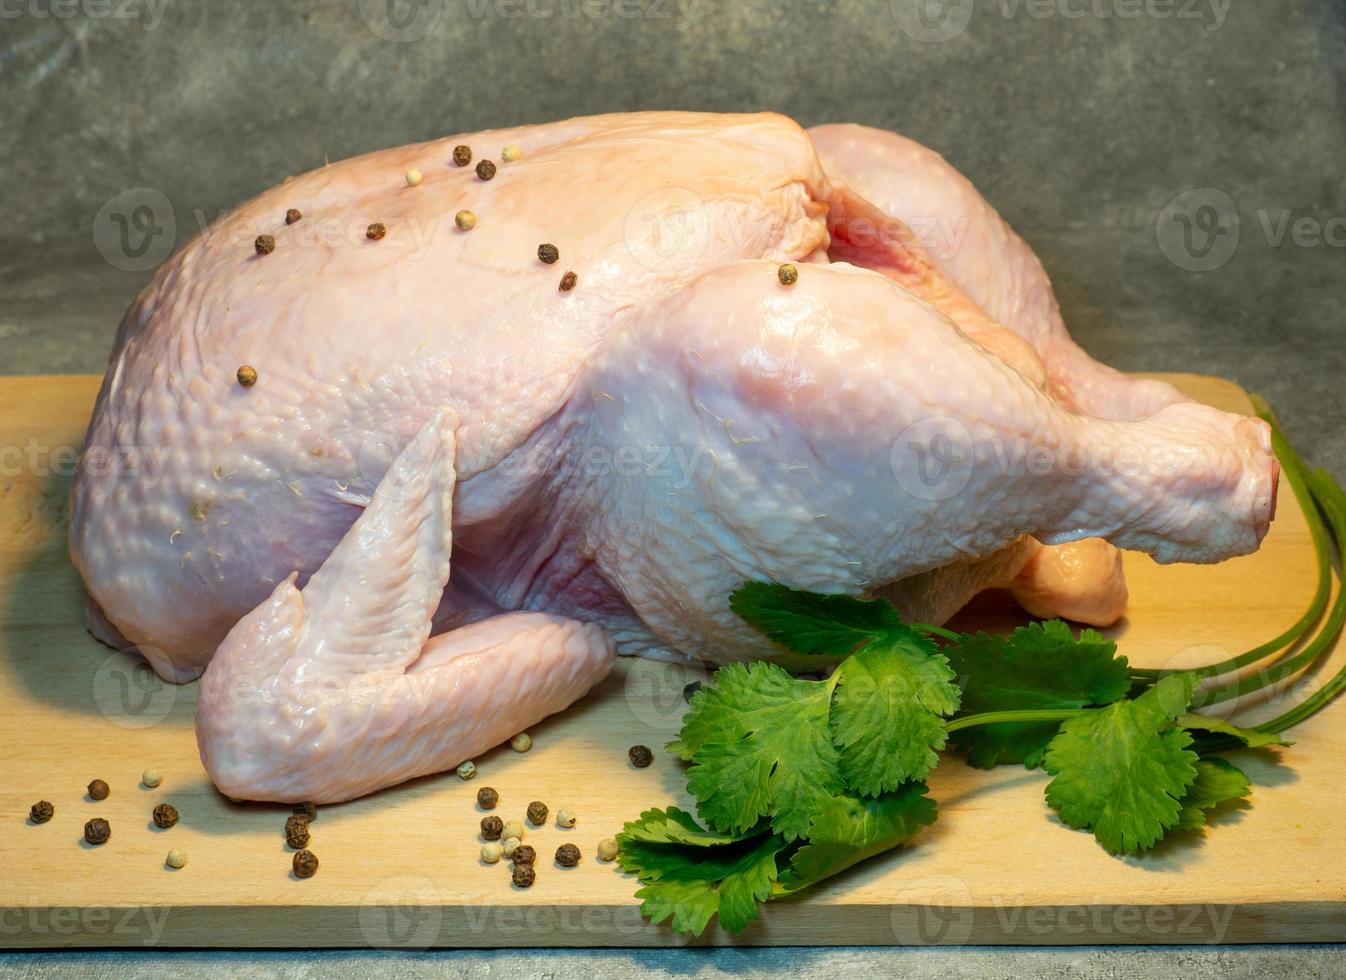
293,802,317,822
628,745,653,768
476,160,496,181
537,243,559,264
284,814,310,849
559,271,578,292
477,786,499,810
29,801,54,824
512,844,536,866
452,145,472,167
511,863,535,888
456,760,477,780
455,209,477,231
555,843,581,868
152,803,179,829
366,222,387,241
88,779,109,801
84,818,111,846
777,263,798,286
501,144,521,163
236,365,258,388
293,849,319,879
481,815,504,841
526,801,549,826
285,208,302,225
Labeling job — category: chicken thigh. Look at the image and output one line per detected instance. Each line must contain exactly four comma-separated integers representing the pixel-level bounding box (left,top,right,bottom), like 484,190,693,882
69,112,1277,802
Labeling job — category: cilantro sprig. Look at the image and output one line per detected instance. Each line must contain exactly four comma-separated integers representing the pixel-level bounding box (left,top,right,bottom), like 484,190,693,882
618,398,1346,937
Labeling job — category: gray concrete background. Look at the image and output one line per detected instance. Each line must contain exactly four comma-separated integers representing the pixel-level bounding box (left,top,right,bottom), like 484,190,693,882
1,0,1344,973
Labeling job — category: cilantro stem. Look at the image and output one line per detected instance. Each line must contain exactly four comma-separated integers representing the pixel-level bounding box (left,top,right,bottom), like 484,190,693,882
945,708,1088,733
1130,396,1333,683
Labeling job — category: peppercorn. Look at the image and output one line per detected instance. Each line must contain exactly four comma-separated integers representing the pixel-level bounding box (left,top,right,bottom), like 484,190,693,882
452,144,472,167
455,209,477,231
480,842,503,864
526,801,549,826
555,843,581,868
366,222,387,241
628,745,653,768
512,844,536,866
476,160,496,181
555,806,576,829
255,234,276,256
481,815,504,841
285,208,302,225
142,769,162,789
84,818,111,846
477,786,499,809
511,863,535,888
537,243,559,265
88,779,110,801
284,814,310,849
777,263,798,286
165,848,187,869
683,681,702,703
510,732,532,752
29,801,54,824
559,271,578,292
502,819,526,842
292,849,319,879
502,836,522,859
405,167,423,187
501,144,521,163
457,760,477,780
236,365,258,388
596,838,619,862
292,802,316,822
152,803,179,829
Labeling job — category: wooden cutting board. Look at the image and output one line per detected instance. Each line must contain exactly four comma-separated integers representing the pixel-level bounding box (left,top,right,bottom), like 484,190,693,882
1,373,1342,949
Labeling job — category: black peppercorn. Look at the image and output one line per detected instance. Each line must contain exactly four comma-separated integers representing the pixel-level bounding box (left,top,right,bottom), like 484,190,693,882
366,222,387,241
255,234,275,256
285,208,302,225
477,786,499,810
683,681,702,703
476,160,496,181
537,243,559,264
512,844,536,866
152,804,179,829
559,271,578,292
777,262,798,286
555,843,581,868
284,814,310,849
88,779,110,801
293,849,319,879
481,815,504,840
628,745,653,768
526,800,549,826
29,801,54,824
452,144,472,167
293,802,318,822
512,863,535,888
84,818,111,846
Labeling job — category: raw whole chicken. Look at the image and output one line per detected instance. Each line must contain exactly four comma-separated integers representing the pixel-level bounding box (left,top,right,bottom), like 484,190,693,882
68,112,1278,803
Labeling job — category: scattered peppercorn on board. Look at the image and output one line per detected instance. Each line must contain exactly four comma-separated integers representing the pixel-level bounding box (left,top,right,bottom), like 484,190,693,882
1,373,1343,948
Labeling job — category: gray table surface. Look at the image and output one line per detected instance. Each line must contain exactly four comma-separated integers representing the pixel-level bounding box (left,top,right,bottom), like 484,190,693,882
1,0,1343,974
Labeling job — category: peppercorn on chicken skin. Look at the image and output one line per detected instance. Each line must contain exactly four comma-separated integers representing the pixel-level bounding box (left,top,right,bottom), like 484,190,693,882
69,111,1278,803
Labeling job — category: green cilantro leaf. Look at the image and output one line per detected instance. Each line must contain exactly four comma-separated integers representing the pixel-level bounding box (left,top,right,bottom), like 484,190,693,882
779,783,938,891
729,582,909,656
831,635,961,794
619,806,762,847
1177,713,1292,749
1043,673,1200,854
946,621,1132,769
680,661,844,840
1175,758,1252,832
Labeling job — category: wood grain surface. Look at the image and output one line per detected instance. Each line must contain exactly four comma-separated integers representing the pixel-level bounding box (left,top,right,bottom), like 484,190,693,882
0,374,1342,948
